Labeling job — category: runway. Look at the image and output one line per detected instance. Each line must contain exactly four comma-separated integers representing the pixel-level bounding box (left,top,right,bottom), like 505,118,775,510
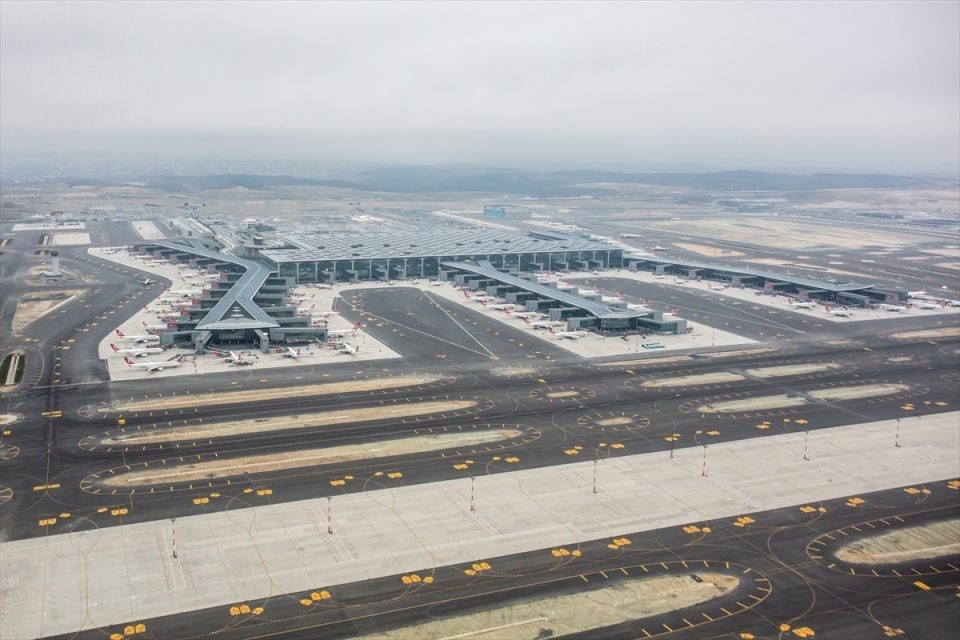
1,243,958,639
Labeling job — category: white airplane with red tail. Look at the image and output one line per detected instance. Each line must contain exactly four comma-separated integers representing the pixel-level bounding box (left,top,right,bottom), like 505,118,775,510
115,329,160,344
111,343,163,357
123,356,181,372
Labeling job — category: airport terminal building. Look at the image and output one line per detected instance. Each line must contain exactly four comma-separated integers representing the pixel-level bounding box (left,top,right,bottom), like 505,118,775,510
259,230,624,283
132,229,902,350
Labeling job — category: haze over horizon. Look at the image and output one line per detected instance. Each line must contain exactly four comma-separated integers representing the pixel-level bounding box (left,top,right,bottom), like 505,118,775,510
2,1,958,177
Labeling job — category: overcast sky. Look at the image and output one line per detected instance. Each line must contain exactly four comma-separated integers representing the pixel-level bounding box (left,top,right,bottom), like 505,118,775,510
1,0,958,174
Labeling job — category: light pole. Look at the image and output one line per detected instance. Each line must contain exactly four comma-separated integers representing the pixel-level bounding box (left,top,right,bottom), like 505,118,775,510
895,418,901,448
803,430,810,461
171,518,177,558
592,459,598,494
470,476,476,512
700,445,708,477
326,496,333,533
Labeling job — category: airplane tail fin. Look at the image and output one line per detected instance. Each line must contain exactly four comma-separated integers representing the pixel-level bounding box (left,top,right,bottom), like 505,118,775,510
110,344,119,352
116,329,125,337
123,357,134,366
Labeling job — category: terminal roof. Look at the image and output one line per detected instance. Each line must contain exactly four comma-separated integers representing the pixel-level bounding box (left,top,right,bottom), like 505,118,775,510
151,241,279,330
628,254,875,292
261,230,616,263
442,260,644,320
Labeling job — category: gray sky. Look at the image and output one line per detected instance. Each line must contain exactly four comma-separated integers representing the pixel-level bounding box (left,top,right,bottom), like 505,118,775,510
2,0,958,174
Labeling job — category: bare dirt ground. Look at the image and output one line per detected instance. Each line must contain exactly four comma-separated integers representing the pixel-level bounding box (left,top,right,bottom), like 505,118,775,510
103,399,477,445
891,327,960,340
706,347,779,358
103,427,520,486
10,291,82,333
102,375,443,412
651,217,937,250
745,363,842,378
360,573,739,640
698,383,909,413
643,372,744,388
643,363,841,388
836,519,960,564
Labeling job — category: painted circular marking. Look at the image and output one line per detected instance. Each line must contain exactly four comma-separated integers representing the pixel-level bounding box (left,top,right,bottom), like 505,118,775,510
0,486,11,505
529,386,597,403
0,413,23,426
0,443,20,462
577,412,651,432
489,365,551,379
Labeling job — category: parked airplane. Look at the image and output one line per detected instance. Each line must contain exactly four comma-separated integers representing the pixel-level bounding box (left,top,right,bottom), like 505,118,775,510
115,329,160,344
708,283,728,291
212,349,255,366
279,347,302,359
913,301,939,310
524,319,565,330
907,291,928,299
879,303,907,312
123,356,181,372
327,323,361,337
789,299,817,309
429,280,444,286
463,292,496,303
505,309,540,319
142,321,169,333
483,302,516,310
550,328,589,339
111,343,163,357
824,305,853,317
336,343,360,355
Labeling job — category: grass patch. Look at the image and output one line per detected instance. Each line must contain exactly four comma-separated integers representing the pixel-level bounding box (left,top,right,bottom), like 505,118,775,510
0,352,26,385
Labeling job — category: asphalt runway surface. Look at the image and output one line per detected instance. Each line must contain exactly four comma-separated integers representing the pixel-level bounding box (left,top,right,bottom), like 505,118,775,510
2,241,959,639
52,482,959,640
